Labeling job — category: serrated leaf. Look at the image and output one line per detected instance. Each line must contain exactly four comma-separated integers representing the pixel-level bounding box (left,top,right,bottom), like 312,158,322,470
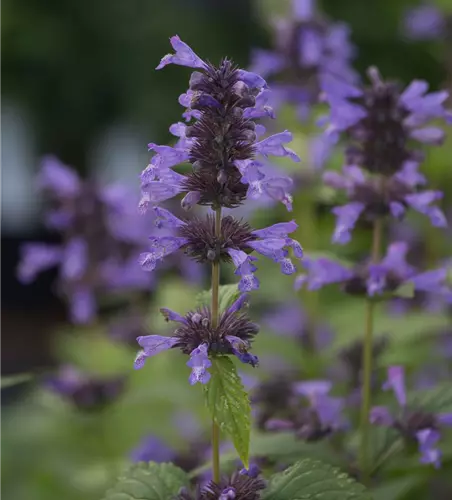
204,356,251,468
1,373,33,389
393,281,414,298
196,284,241,313
103,462,189,500
262,459,372,500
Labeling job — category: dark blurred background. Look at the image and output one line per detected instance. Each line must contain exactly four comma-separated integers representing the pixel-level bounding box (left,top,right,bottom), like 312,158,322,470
1,0,449,376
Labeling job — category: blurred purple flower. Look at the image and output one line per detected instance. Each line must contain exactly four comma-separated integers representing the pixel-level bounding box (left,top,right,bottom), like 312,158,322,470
295,241,452,301
130,435,175,463
45,365,125,411
403,4,446,41
370,366,452,468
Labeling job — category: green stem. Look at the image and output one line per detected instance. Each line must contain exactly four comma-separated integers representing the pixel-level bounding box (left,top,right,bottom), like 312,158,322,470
211,207,222,483
359,217,383,483
296,191,319,354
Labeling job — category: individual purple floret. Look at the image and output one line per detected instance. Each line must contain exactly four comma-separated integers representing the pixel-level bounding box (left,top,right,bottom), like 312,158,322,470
134,294,259,384
370,366,452,468
265,379,346,441
138,208,303,291
295,241,452,301
249,0,358,123
45,365,125,411
17,156,153,324
140,35,300,214
403,4,446,41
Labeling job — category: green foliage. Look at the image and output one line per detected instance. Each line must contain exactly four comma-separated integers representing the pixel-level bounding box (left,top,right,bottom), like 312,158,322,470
103,462,189,500
1,373,33,389
392,282,415,299
203,356,251,468
262,459,371,500
196,284,241,313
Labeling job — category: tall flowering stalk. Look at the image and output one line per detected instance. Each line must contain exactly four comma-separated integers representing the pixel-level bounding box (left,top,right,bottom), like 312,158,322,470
134,36,302,484
296,66,451,480
249,0,358,352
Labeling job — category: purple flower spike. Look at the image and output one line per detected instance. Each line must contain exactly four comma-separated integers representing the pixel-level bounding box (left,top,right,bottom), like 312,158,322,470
156,35,207,70
383,366,407,407
38,155,81,197
187,344,212,385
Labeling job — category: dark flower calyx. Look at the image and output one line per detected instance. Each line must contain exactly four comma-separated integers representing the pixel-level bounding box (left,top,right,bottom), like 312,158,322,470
201,471,266,500
347,68,412,176
179,215,256,263
166,304,258,357
395,409,438,439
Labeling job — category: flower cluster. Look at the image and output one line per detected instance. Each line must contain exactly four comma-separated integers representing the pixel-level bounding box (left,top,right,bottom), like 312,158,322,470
139,208,303,291
139,36,300,214
177,466,266,500
371,366,452,467
320,68,450,242
295,242,452,302
45,365,126,411
264,380,346,441
134,294,259,384
17,156,154,323
250,0,357,122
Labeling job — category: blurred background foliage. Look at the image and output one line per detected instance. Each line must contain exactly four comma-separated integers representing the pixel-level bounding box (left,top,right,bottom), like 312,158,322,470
2,0,452,499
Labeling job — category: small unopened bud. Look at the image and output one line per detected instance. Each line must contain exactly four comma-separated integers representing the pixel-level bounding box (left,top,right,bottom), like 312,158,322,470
191,313,202,324
201,318,209,327
181,191,201,211
217,170,228,185
367,66,382,87
189,71,205,91
207,249,217,261
237,95,256,108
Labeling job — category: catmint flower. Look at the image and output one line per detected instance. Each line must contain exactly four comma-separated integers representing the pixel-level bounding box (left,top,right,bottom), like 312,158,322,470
370,366,452,468
45,365,125,411
139,208,303,291
403,4,446,41
140,36,300,213
250,0,358,122
134,294,259,384
17,156,153,323
295,241,452,301
177,467,266,500
322,67,451,155
266,379,346,441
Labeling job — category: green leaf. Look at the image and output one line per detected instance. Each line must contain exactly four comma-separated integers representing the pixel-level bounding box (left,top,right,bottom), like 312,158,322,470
203,356,251,468
103,462,189,500
371,475,423,500
196,284,241,313
393,281,414,299
262,459,372,500
1,373,33,389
